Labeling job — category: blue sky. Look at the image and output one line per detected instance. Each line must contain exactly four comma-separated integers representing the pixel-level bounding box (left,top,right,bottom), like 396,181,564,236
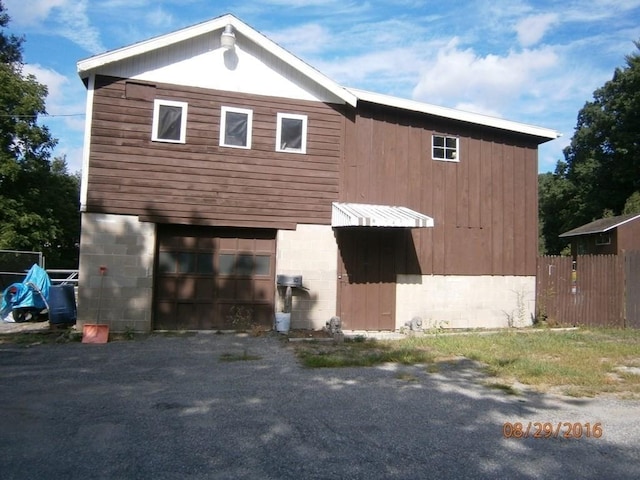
4,0,640,174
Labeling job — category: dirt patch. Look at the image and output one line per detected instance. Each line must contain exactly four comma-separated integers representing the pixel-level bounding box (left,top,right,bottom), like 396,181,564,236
0,320,50,335
285,329,333,339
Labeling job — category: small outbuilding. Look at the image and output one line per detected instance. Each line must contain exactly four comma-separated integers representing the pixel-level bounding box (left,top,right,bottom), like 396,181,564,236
559,213,640,257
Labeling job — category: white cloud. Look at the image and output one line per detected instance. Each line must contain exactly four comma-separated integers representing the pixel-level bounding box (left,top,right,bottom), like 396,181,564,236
5,0,104,53
56,0,105,53
261,0,339,5
257,0,364,10
3,0,66,26
453,102,503,119
145,7,175,29
98,0,153,7
515,13,559,47
268,23,331,55
292,17,438,94
411,38,559,112
561,0,640,22
315,46,426,96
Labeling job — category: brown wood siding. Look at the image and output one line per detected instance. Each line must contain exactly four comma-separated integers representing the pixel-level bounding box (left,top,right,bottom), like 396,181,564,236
618,220,640,252
571,231,619,256
341,102,540,276
537,255,625,328
524,147,539,273
86,76,345,229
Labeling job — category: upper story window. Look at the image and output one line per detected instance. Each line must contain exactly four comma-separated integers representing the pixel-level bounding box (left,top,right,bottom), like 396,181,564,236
276,113,307,154
432,134,459,162
220,106,253,149
152,99,188,143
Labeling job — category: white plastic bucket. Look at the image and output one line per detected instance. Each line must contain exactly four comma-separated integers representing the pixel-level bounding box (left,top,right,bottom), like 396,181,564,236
275,312,291,333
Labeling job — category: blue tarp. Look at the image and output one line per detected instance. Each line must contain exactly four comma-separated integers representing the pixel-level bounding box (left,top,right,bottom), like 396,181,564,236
1,264,51,322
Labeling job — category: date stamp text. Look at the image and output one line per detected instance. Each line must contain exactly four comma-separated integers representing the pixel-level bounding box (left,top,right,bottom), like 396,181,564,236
503,422,603,439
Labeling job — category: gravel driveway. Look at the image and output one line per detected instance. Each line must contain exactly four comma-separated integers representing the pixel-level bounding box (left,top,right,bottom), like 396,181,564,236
1,332,639,479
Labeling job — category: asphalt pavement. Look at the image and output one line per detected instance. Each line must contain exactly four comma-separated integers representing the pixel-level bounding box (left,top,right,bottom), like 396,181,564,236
1,332,639,479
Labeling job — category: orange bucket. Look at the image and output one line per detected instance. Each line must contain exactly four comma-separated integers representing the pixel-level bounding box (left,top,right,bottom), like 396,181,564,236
82,324,110,344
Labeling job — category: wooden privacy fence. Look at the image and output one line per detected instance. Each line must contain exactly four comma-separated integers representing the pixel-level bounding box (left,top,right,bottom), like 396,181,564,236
536,252,640,328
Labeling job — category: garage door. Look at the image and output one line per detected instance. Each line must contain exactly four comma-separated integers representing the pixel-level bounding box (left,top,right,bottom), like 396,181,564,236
154,225,276,330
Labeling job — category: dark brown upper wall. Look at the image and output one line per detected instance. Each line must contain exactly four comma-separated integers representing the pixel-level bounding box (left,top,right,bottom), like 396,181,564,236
618,219,640,252
87,75,345,229
570,233,618,256
342,102,540,276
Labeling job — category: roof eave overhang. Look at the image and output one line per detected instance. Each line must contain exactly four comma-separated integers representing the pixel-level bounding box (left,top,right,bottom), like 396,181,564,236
348,88,560,142
76,14,357,107
559,214,640,238
559,229,605,238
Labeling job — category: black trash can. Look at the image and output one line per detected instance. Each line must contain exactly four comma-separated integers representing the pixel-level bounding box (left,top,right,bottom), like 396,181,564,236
48,284,77,326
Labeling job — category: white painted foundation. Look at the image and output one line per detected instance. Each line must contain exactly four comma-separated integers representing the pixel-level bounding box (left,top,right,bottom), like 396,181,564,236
276,224,338,330
396,275,536,330
77,213,156,332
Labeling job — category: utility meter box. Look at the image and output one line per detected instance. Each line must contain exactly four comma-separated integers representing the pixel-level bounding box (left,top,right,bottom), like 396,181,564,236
276,275,302,288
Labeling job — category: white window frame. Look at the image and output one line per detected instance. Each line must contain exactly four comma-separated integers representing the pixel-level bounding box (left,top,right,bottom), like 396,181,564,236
220,106,253,149
432,134,459,162
152,99,188,143
276,113,307,154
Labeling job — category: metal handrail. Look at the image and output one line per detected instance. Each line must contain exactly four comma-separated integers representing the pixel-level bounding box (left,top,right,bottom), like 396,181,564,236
46,269,79,285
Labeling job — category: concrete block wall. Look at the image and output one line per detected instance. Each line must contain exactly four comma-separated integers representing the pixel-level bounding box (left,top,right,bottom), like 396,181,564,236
396,275,536,330
276,224,337,330
77,213,156,332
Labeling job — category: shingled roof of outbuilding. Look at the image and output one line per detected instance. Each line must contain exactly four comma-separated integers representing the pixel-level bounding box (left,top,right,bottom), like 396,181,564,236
559,213,640,238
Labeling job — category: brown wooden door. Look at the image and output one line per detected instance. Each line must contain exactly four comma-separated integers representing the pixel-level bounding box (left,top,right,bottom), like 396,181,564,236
336,228,397,330
154,225,275,330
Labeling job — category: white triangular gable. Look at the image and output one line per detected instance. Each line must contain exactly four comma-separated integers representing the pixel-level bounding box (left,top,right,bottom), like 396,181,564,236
77,14,357,106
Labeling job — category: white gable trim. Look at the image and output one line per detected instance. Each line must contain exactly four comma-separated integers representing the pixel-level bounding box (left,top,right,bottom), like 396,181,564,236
77,14,357,107
79,73,95,212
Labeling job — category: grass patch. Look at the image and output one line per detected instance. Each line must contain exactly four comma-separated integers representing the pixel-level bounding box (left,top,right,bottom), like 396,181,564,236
395,371,420,382
291,329,640,397
486,382,521,395
405,328,640,397
295,338,434,368
0,329,82,346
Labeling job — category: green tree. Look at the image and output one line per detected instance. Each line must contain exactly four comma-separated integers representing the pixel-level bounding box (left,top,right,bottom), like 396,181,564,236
538,163,574,255
622,191,640,214
0,1,80,267
540,40,640,254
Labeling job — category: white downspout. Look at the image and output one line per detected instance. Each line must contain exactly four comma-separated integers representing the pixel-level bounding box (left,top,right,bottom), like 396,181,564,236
79,73,95,212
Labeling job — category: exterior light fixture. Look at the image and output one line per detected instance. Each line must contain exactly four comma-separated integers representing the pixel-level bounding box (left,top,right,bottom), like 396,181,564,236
220,24,236,49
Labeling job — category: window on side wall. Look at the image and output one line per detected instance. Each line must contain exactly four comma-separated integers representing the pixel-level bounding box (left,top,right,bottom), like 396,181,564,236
220,106,253,149
276,113,307,153
152,99,188,143
432,134,459,162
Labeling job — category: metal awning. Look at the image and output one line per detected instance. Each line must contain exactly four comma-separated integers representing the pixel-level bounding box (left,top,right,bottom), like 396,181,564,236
331,202,434,228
